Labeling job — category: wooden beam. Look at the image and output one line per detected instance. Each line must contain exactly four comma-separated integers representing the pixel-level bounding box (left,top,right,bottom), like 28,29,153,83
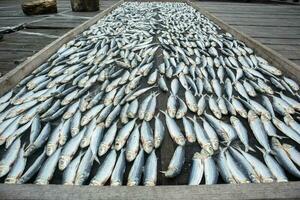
0,0,124,96
0,182,300,200
185,0,300,82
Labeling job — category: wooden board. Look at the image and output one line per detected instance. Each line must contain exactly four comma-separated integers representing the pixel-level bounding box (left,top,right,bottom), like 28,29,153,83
0,182,300,200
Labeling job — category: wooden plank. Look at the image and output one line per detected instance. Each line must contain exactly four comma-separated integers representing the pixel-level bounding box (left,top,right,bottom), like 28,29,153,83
214,13,300,19
0,182,300,200
218,18,300,27
251,37,300,45
0,0,124,96
187,0,300,83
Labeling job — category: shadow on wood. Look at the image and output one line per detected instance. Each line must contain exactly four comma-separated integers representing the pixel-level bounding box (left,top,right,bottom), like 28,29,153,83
71,0,99,12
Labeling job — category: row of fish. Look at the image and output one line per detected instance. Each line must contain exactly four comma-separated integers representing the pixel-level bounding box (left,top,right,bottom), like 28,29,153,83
0,2,300,186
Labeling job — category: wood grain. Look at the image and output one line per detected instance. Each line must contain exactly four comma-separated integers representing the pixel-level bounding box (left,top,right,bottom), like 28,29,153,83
0,182,300,200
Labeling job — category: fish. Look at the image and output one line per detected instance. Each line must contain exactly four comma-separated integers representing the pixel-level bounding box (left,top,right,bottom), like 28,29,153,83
18,150,47,184
98,121,118,156
248,110,272,154
62,152,83,185
202,149,218,185
215,148,236,184
143,151,157,186
256,146,288,182
115,118,136,151
90,149,117,186
25,123,51,156
188,152,204,185
161,110,185,146
127,148,144,186
75,148,94,185
162,146,185,178
271,138,300,178
111,149,126,186
59,127,85,170
35,147,62,185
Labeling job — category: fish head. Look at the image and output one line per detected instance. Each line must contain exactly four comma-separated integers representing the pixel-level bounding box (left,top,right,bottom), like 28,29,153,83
127,180,139,186
203,144,214,156
46,143,57,156
98,144,109,156
0,165,9,178
143,142,154,154
282,143,293,151
5,177,17,184
114,140,124,151
271,137,282,147
144,180,156,186
126,151,137,162
35,178,48,185
90,180,103,186
247,110,258,121
163,167,177,178
58,156,71,170
175,137,186,146
71,128,80,137
74,175,85,185
211,140,219,151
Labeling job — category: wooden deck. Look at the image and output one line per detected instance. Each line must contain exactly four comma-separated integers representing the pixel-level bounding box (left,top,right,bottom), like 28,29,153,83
194,1,300,65
0,0,118,75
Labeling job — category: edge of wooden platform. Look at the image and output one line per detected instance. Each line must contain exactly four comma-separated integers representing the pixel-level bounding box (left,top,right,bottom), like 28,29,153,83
0,0,124,96
0,182,300,200
186,0,300,81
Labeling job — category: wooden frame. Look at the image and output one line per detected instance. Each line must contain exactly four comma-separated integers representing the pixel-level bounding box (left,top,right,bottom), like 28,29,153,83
0,0,300,199
0,181,300,199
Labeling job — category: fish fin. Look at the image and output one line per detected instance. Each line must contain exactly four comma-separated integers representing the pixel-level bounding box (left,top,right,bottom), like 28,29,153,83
247,146,255,152
220,141,230,147
269,149,276,155
255,146,265,154
160,110,167,116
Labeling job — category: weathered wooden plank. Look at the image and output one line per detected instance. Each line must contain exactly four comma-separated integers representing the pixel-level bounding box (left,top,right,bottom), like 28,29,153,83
291,59,300,65
0,182,300,200
229,26,300,38
265,44,300,51
214,13,300,19
251,37,300,45
218,18,300,27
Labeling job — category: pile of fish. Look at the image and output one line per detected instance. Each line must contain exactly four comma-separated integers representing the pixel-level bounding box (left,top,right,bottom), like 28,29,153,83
0,2,300,186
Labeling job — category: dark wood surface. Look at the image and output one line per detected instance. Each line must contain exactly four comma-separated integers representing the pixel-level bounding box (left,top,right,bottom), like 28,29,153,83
194,1,300,65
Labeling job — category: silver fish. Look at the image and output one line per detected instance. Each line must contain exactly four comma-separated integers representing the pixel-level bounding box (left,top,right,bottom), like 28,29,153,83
98,121,118,156
35,147,62,185
188,152,204,185
18,150,46,184
143,150,157,186
111,149,126,186
127,148,144,186
62,152,83,185
161,111,185,146
163,146,185,178
90,149,117,186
